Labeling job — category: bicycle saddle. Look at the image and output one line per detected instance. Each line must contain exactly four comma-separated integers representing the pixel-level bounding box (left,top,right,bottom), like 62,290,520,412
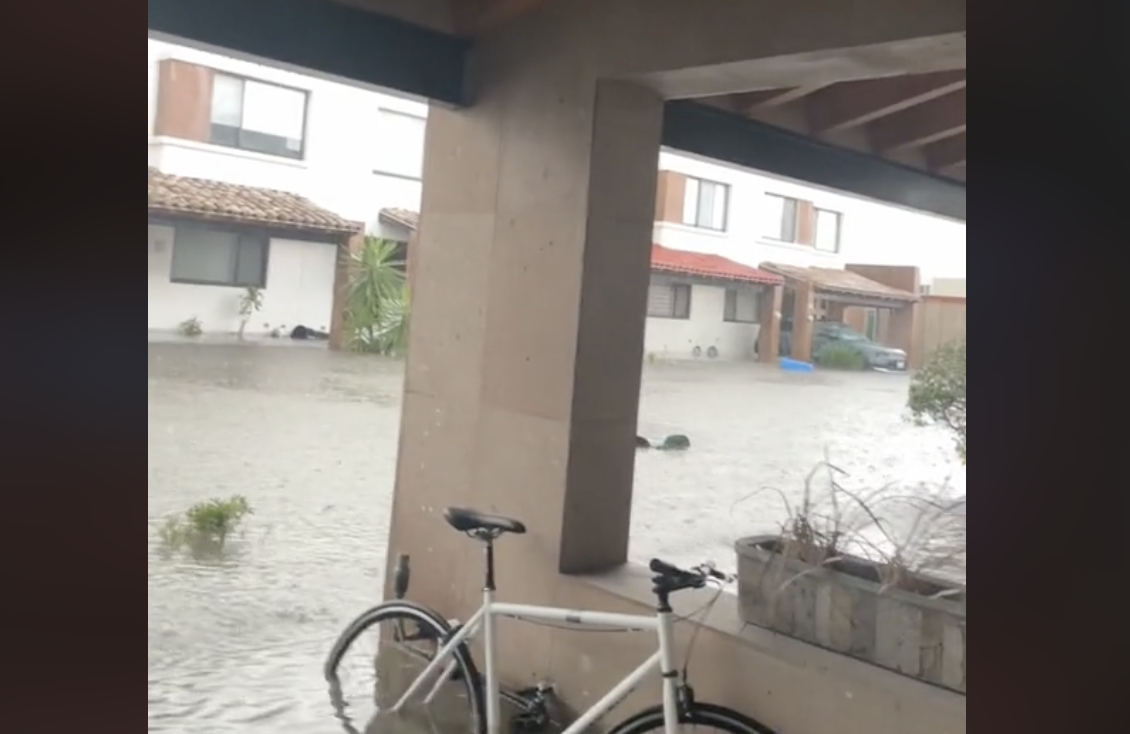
445,507,528,536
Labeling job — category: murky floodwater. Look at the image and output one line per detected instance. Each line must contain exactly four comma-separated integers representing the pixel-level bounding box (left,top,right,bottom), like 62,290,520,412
147,342,964,733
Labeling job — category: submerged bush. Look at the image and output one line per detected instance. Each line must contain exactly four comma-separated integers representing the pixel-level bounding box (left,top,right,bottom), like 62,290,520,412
816,344,868,371
159,496,253,557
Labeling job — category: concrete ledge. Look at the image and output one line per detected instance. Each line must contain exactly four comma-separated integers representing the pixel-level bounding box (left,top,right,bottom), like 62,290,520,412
585,563,965,705
522,562,968,734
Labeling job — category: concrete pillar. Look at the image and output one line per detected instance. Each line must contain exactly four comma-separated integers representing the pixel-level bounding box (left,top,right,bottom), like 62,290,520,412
328,231,364,351
791,282,817,363
757,285,784,363
386,59,664,614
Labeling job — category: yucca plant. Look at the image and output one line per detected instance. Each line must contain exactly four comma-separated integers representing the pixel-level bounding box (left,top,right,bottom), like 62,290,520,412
345,237,411,356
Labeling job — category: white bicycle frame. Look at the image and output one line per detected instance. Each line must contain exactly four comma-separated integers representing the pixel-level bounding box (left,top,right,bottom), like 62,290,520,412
391,587,682,734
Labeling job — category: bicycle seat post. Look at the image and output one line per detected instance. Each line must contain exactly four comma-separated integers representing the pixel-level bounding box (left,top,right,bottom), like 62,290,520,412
478,530,498,593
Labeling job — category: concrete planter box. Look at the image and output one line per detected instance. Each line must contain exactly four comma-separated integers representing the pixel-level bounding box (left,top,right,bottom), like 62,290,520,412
736,535,967,693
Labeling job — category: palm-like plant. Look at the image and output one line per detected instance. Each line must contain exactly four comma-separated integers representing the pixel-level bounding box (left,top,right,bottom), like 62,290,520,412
345,237,411,356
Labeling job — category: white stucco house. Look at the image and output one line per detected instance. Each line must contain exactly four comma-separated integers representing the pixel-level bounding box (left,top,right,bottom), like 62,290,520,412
147,167,361,339
646,245,783,361
147,38,424,339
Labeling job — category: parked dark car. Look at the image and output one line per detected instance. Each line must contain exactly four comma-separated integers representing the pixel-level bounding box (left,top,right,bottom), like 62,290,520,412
812,322,908,371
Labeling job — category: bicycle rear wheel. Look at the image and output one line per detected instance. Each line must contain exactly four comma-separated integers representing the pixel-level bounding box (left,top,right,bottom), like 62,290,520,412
609,701,777,734
325,601,486,734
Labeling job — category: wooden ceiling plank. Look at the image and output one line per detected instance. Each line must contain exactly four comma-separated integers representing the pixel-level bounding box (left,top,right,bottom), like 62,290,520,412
869,87,966,152
806,70,966,133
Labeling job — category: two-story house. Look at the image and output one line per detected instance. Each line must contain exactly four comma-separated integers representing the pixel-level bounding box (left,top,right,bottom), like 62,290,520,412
146,39,425,338
645,151,966,363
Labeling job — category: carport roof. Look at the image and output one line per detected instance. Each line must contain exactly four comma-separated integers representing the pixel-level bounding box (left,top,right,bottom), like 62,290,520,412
147,167,360,236
760,263,918,302
653,245,783,286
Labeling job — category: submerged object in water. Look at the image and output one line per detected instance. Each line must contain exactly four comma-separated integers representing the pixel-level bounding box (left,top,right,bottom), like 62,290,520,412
637,435,692,451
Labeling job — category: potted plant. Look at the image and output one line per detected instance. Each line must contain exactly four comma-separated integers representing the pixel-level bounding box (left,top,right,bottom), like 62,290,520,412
735,463,967,692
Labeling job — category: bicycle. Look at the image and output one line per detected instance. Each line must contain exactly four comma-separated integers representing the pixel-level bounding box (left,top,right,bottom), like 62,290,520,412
326,507,777,734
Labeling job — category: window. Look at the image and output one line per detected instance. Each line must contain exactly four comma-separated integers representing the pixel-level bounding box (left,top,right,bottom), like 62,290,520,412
647,283,692,319
814,209,843,253
683,178,730,231
374,110,427,180
764,194,800,242
170,226,269,288
724,289,761,324
210,73,308,160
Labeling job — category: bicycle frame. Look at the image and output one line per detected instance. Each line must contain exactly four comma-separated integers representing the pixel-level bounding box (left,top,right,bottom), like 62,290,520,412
392,587,682,734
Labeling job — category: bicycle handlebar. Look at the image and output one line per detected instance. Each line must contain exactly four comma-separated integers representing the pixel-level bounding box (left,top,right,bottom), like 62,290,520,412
649,558,731,584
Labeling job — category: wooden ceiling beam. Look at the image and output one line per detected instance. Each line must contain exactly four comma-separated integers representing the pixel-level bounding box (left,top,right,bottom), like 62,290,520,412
869,88,966,152
805,70,966,133
925,132,967,171
731,84,830,115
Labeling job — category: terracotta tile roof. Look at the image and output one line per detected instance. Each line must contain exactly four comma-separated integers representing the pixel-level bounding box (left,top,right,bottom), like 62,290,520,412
147,167,359,236
379,208,420,231
652,245,784,286
363,213,781,288
760,262,918,302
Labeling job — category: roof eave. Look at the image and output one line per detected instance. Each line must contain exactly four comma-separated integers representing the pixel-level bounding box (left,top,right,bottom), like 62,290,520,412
148,206,359,238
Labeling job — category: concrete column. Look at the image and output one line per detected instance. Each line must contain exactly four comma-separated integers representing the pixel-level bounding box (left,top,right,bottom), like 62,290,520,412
791,282,817,363
386,62,664,613
757,285,784,363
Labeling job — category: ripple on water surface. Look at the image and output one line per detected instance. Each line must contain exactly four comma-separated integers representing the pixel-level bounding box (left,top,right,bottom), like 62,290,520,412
148,344,965,732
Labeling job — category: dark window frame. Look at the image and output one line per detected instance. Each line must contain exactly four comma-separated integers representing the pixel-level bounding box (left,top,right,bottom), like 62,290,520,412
765,193,801,243
648,282,693,320
723,288,760,324
208,70,310,161
685,177,731,232
169,225,271,289
814,208,844,254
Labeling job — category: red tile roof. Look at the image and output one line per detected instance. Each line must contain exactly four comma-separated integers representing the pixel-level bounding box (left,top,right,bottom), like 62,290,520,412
369,211,781,287
148,167,360,236
379,208,420,231
760,262,918,302
652,245,784,286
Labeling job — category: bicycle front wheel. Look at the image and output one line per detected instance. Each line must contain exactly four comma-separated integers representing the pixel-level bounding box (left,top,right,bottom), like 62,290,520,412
325,601,486,734
610,701,778,734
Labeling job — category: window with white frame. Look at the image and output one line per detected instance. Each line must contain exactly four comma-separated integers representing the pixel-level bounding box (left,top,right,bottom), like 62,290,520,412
647,282,692,319
170,226,269,288
210,73,309,160
724,288,761,324
374,109,427,180
683,177,730,231
764,194,801,243
814,208,843,253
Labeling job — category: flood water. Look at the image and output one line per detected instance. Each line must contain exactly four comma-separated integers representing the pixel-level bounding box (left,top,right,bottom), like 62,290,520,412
147,342,964,733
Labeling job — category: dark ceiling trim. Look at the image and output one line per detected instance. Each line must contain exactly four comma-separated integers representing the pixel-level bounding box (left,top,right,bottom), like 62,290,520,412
148,1,963,221
147,0,470,106
661,101,966,222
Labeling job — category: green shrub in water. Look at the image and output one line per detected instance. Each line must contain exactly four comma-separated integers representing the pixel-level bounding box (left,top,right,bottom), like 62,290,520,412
816,344,868,371
910,339,966,464
159,495,253,556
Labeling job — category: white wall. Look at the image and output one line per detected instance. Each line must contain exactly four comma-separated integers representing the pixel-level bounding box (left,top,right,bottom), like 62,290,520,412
645,282,762,362
147,225,338,336
147,39,426,234
655,150,967,282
